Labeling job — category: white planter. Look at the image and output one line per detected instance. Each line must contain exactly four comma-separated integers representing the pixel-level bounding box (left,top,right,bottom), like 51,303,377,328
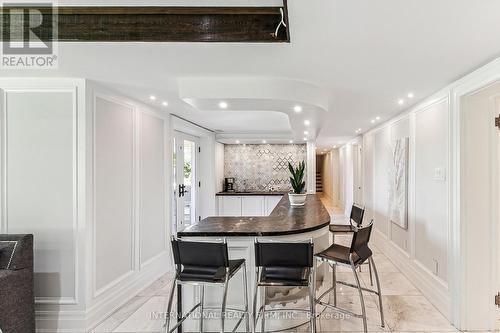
289,193,307,206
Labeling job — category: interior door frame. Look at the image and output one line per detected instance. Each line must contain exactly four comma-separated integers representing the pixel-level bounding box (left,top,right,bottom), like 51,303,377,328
173,130,200,233
453,75,500,330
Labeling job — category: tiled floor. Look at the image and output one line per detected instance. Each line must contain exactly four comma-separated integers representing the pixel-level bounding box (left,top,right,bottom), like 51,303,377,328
91,196,458,333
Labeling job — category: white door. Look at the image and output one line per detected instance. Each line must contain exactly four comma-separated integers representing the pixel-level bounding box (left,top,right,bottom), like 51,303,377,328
353,144,363,205
496,107,500,330
172,131,200,233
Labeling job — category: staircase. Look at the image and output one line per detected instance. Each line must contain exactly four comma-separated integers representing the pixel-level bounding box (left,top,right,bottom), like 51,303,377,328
316,171,323,192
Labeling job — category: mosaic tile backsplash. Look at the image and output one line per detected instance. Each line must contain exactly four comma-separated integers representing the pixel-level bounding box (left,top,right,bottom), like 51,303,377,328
224,144,307,192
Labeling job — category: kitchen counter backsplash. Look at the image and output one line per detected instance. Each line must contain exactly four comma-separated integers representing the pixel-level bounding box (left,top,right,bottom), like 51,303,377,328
224,144,307,192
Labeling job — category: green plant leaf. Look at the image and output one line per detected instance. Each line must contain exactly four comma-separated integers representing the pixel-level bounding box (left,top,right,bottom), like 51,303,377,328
288,160,306,194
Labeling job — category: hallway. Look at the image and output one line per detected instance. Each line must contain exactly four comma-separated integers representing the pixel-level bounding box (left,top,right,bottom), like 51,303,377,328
91,196,457,333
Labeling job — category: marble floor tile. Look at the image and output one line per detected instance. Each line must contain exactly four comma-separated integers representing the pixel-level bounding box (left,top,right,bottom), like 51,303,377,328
91,316,123,333
138,274,173,297
359,272,421,296
382,295,456,332
370,254,400,273
91,296,151,332
316,295,388,332
113,296,168,332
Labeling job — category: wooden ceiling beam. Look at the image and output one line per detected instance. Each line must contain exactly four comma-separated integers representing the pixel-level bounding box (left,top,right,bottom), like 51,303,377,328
1,5,290,42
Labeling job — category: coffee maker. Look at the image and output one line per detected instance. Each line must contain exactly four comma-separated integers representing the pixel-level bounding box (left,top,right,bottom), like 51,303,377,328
224,178,235,192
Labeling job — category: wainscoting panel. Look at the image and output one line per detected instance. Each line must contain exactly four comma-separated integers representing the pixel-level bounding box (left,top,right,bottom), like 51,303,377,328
139,112,166,266
3,89,77,302
94,95,135,294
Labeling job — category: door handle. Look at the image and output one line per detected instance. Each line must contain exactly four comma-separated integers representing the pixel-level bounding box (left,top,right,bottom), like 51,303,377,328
179,184,187,197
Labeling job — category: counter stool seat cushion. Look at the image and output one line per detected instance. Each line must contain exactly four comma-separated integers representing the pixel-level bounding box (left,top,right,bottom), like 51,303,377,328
315,244,372,266
329,224,356,234
178,259,245,283
259,266,310,286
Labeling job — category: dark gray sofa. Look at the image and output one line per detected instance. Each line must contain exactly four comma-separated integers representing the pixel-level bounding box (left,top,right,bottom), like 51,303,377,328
0,234,35,333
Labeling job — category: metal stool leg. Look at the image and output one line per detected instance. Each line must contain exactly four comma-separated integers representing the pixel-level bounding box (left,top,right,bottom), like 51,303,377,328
261,286,266,333
199,284,205,333
370,257,385,327
368,260,374,286
165,279,177,333
332,263,337,306
252,273,259,332
350,261,368,333
309,263,317,333
221,280,229,333
243,262,250,333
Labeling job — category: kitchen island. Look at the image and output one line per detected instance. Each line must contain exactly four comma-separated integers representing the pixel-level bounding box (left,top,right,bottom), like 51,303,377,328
176,194,331,332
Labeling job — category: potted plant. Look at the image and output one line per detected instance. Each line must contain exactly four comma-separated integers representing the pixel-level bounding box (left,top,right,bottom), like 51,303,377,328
288,161,307,206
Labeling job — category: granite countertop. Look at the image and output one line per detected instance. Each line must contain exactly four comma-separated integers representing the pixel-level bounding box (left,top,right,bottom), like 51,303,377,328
216,191,288,196
177,194,330,237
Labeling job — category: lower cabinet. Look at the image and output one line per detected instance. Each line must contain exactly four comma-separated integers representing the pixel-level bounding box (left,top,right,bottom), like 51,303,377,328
218,195,283,216
218,196,243,216
241,196,265,216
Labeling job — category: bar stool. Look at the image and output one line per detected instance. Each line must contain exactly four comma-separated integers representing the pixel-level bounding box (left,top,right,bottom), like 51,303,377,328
252,239,316,333
315,221,384,333
329,204,373,286
165,237,250,333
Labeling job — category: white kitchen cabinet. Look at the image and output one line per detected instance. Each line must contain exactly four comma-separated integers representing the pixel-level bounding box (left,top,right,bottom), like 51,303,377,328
265,195,283,215
218,196,242,216
241,196,265,216
217,195,283,217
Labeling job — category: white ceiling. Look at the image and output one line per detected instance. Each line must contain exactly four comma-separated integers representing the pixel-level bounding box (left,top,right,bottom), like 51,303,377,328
6,0,500,148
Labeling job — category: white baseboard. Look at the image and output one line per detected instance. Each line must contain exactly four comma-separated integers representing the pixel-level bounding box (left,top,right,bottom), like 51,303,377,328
372,229,451,321
86,251,171,331
35,310,86,333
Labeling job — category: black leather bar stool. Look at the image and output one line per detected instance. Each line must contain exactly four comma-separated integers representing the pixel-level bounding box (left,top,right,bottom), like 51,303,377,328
329,204,374,286
252,240,316,333
315,221,384,333
165,237,250,333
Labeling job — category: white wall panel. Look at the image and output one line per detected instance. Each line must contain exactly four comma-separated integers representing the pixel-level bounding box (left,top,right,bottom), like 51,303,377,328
415,99,449,280
140,112,166,265
94,96,134,292
389,118,410,252
373,128,390,236
363,134,374,221
4,90,76,301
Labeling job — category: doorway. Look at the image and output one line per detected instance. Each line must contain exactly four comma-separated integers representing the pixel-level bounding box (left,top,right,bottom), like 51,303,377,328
172,131,200,234
352,144,363,206
459,81,500,330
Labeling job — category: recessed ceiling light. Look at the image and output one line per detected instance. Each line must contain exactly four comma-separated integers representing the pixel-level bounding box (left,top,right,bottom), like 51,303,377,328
408,93,414,98
304,131,309,135
162,101,168,107
289,140,293,144
333,145,337,148
398,99,405,105
303,137,308,141
262,140,267,144
376,116,380,120
219,101,228,109
149,95,156,101
371,119,375,124
236,140,240,144
294,105,302,113
304,120,310,126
